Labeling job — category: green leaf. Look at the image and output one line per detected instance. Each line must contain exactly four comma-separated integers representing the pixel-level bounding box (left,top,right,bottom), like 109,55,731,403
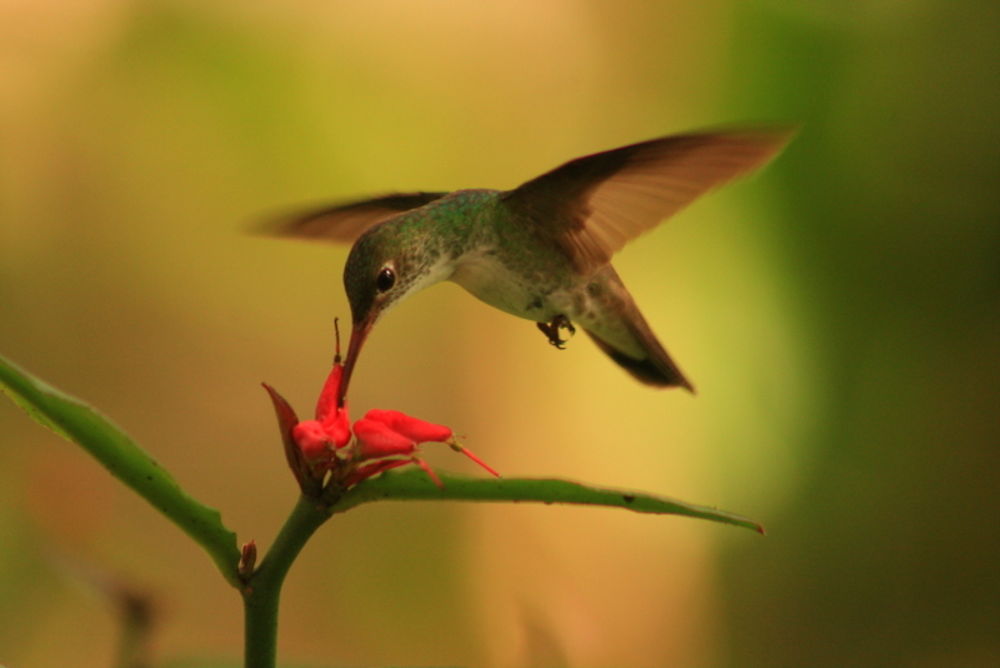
0,354,242,585
334,469,764,533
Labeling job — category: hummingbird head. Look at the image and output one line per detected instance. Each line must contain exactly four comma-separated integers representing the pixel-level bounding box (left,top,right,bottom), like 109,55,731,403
337,220,451,406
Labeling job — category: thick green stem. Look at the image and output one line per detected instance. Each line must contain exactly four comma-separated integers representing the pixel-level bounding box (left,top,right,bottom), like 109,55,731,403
243,495,331,668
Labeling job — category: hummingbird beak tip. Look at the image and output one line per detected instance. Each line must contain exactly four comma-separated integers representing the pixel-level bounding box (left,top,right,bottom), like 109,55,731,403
337,319,371,407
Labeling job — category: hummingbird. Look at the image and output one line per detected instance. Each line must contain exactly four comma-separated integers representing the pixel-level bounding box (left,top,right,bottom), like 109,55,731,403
269,127,792,406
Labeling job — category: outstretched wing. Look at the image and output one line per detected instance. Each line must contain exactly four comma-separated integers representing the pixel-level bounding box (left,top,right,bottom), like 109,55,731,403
501,128,794,272
264,191,450,243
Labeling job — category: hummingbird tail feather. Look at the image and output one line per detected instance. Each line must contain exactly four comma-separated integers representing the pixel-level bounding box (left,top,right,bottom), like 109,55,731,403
583,327,695,393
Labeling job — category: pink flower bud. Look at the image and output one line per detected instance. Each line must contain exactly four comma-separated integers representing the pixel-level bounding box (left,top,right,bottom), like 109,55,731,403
362,409,453,443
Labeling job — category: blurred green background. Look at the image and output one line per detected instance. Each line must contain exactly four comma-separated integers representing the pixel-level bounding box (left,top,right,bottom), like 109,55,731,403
1,1,997,666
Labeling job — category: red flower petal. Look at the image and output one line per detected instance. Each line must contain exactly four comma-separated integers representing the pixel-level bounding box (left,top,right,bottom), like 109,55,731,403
353,417,417,459
317,400,351,449
314,363,343,423
291,420,333,461
362,409,453,443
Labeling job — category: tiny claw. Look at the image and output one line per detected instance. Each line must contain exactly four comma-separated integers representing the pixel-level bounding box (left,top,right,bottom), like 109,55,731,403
536,314,576,349
560,315,577,336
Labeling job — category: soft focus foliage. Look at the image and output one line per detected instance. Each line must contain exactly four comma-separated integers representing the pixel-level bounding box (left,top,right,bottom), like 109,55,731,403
1,1,997,666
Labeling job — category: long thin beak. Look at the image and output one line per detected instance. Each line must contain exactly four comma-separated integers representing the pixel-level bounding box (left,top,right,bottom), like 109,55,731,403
337,317,372,408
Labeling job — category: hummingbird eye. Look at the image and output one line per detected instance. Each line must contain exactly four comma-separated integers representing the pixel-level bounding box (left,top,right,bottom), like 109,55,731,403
375,266,396,293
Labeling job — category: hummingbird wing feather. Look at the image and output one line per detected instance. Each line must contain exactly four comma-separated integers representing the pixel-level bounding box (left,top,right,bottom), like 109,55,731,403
502,128,793,272
265,192,450,243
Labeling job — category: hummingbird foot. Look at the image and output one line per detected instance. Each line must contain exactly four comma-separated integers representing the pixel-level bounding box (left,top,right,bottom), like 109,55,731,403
537,315,576,350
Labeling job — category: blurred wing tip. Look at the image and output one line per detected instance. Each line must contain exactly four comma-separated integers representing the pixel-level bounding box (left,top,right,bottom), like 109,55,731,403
697,121,801,139
248,211,334,243
715,122,800,155
249,191,452,244
648,122,799,160
250,213,298,238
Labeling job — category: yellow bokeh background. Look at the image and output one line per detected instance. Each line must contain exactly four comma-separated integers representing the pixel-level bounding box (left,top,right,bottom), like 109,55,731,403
1,2,997,666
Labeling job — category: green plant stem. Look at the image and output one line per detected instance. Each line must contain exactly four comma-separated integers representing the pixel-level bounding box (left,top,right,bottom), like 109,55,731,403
243,494,331,668
334,469,765,533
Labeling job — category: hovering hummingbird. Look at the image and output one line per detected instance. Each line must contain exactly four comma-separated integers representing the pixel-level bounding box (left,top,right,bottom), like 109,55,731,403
270,127,792,406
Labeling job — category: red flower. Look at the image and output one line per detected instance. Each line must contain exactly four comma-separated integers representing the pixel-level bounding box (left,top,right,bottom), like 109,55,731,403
361,409,453,443
352,409,500,487
284,343,352,475
288,358,352,470
264,320,499,496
